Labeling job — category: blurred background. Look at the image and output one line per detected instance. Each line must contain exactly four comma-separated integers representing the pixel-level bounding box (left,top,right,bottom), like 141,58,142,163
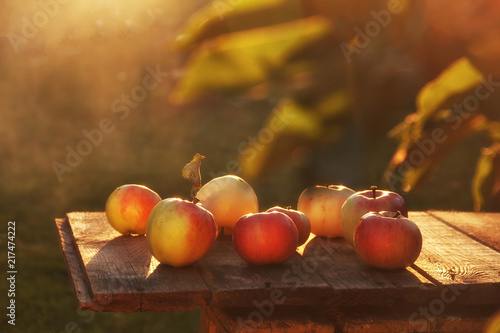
1,0,499,332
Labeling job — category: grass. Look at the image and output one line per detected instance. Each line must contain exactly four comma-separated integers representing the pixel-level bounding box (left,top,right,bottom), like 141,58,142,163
0,2,495,332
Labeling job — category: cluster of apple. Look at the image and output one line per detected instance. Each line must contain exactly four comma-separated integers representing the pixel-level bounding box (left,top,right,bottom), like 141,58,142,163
299,185,422,269
104,175,307,267
104,174,422,270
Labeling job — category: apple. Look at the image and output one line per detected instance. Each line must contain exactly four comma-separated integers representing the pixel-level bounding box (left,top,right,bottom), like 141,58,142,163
266,206,311,246
196,175,259,230
146,198,217,267
354,211,422,269
297,185,355,238
232,211,298,265
105,184,162,235
340,186,408,246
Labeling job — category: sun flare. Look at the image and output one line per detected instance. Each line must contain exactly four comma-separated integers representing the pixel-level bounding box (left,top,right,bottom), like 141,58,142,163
3,0,186,50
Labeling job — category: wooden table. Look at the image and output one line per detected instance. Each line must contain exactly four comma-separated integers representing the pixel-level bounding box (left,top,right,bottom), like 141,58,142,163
55,211,500,332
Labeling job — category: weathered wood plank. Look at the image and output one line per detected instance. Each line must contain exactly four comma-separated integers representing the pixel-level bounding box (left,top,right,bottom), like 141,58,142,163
199,306,219,333
66,212,210,312
200,305,337,333
195,235,334,308
55,217,96,311
302,236,436,306
428,210,500,251
58,210,500,314
332,304,497,333
410,212,500,304
201,303,498,333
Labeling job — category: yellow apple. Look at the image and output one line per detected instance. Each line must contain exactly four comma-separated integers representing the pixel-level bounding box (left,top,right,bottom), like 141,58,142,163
297,185,355,238
340,186,408,246
196,175,259,229
146,198,217,267
105,184,161,235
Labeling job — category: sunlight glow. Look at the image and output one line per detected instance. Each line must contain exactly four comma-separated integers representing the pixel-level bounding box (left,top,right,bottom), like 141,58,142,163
4,0,176,49
296,232,316,256
146,255,160,278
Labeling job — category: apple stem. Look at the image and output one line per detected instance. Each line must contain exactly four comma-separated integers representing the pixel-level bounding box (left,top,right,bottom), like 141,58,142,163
370,186,377,199
182,153,205,203
192,195,200,204
394,210,401,218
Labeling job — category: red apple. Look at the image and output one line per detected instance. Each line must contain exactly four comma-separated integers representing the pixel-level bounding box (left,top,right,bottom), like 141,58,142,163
105,184,162,235
232,211,298,265
340,186,408,246
196,175,259,230
266,206,311,246
146,198,217,267
297,185,355,238
354,211,422,270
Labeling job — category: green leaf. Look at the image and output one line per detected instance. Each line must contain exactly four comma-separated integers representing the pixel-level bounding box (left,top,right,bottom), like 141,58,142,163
385,57,487,192
389,58,484,142
385,114,488,193
169,16,331,104
175,0,301,49
472,142,500,211
416,57,483,123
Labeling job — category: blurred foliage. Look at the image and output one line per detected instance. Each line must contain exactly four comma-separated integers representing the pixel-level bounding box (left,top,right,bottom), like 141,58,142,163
171,0,500,211
170,16,332,104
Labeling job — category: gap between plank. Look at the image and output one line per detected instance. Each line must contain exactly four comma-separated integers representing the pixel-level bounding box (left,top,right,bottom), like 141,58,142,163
409,263,442,287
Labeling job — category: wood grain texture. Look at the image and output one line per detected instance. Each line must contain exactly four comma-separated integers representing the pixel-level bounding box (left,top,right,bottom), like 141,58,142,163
302,236,435,306
428,210,500,251
200,305,336,333
200,303,498,333
332,304,497,333
56,211,500,315
410,211,500,304
195,236,334,307
66,212,210,312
